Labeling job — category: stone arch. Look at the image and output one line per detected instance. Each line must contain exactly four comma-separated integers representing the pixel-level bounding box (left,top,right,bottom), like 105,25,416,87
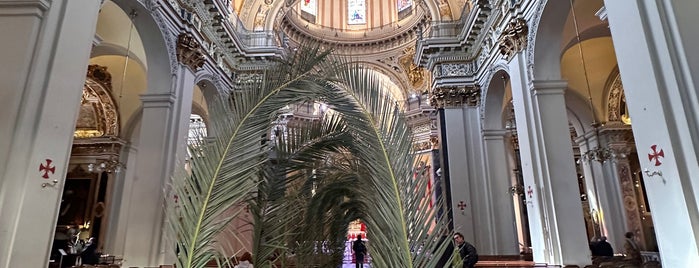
528,0,571,81
111,0,175,95
565,88,596,137
359,61,411,102
482,69,510,130
76,65,122,138
603,67,629,124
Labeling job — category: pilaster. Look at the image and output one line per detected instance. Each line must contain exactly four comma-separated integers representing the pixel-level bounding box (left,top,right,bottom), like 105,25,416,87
0,1,101,267
482,129,519,255
509,53,590,266
606,0,699,265
120,58,197,266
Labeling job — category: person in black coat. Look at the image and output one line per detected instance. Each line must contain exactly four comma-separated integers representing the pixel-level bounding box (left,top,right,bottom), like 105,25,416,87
436,234,454,268
596,236,614,257
453,232,478,268
352,234,367,268
80,237,99,265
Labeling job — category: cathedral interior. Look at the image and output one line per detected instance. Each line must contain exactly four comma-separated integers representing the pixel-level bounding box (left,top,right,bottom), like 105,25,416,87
1,0,698,267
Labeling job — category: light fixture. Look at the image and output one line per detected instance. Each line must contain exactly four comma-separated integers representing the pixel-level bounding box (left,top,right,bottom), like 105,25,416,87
568,1,614,163
87,156,125,174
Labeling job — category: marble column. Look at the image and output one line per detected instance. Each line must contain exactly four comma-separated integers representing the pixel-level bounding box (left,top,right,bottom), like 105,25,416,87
0,1,101,267
575,132,627,253
508,53,590,266
605,1,699,265
482,129,519,255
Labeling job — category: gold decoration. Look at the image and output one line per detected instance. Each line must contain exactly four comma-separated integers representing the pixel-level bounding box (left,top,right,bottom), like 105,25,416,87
75,65,120,138
429,85,480,108
399,48,426,88
176,33,205,71
498,18,528,60
87,65,112,90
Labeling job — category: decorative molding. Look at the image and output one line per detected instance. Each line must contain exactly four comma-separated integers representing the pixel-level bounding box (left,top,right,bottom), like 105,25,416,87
176,33,206,71
526,0,546,86
148,1,179,76
0,0,50,16
429,85,481,108
498,18,528,60
432,62,478,78
79,65,120,138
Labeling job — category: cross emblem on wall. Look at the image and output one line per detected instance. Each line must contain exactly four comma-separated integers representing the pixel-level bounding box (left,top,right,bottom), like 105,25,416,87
39,159,56,179
527,186,534,199
648,144,665,166
457,201,467,211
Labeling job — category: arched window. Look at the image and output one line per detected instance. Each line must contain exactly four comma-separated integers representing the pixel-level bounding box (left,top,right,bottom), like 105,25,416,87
348,0,366,25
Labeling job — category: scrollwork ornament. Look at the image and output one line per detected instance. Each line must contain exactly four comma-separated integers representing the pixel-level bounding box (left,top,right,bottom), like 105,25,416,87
498,18,528,60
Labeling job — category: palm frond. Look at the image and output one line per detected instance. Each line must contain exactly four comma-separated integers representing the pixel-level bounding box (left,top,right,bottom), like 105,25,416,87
166,44,341,268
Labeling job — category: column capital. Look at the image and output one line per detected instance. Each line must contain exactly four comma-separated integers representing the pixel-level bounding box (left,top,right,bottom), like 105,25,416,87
430,85,481,108
498,18,528,60
140,93,175,108
531,80,567,95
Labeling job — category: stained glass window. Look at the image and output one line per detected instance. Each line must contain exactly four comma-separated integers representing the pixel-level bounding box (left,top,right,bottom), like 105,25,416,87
398,0,413,20
397,0,413,12
348,0,366,25
300,0,317,23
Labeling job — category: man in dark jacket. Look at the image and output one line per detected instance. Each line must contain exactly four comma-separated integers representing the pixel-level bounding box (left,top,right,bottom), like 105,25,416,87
352,234,367,268
453,232,478,268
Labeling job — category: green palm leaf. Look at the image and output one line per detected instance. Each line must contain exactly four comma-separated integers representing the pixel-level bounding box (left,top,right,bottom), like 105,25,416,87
166,44,341,268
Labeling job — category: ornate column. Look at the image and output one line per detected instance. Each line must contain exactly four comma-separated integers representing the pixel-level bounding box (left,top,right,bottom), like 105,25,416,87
431,85,482,244
508,54,590,265
0,1,101,267
598,126,646,250
120,33,202,266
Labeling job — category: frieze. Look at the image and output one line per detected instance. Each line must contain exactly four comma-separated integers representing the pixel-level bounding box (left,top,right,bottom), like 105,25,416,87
498,18,528,60
412,123,432,134
429,85,481,108
177,33,206,71
433,62,478,78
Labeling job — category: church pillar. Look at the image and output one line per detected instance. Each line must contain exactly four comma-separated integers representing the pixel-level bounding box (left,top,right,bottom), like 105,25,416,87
432,85,482,245
508,53,590,266
482,129,519,255
605,1,699,265
439,105,477,243
120,33,201,266
0,1,100,267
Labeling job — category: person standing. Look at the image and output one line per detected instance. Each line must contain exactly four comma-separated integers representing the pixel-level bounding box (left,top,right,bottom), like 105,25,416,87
623,231,642,265
352,234,367,268
453,232,478,268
